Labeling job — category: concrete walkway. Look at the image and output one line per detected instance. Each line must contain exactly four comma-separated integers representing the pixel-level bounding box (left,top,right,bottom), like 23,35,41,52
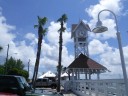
61,90,77,96
27,88,78,96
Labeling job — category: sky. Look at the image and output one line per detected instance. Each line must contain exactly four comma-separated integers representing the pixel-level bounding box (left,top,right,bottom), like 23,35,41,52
0,0,128,79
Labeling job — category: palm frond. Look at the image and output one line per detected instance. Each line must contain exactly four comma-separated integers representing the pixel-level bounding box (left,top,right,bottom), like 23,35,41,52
42,28,47,35
57,18,62,22
58,27,66,32
39,28,47,36
34,25,38,28
57,14,68,23
62,14,68,22
37,16,47,26
38,16,42,22
41,17,47,25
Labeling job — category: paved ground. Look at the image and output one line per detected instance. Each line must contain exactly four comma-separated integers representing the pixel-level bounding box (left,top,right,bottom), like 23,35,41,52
27,87,77,96
61,87,77,96
61,90,77,96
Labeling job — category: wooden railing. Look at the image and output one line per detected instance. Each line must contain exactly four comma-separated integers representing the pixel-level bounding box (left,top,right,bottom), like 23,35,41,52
62,79,127,96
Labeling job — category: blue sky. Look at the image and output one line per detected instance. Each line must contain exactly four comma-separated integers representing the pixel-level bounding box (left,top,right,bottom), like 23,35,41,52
0,0,128,79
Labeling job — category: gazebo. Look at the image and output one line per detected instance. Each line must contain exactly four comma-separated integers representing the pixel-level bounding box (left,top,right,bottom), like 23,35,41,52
67,54,108,80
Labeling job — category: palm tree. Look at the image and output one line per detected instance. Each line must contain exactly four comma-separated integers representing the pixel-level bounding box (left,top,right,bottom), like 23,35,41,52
57,14,68,92
32,16,47,88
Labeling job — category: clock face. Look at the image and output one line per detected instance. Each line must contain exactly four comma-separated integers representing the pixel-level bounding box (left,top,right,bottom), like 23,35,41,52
78,29,85,37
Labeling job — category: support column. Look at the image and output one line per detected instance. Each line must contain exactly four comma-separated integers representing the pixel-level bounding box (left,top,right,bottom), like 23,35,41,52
78,69,80,80
72,68,74,81
85,73,87,80
74,69,76,80
75,69,77,80
89,70,91,79
97,73,100,80
84,69,87,80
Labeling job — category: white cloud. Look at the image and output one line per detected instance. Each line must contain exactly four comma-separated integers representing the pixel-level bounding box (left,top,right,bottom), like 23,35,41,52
25,33,36,40
0,15,16,46
46,21,72,45
100,48,121,66
89,39,112,55
89,39,128,78
86,0,122,19
24,33,38,46
122,46,128,65
42,40,58,60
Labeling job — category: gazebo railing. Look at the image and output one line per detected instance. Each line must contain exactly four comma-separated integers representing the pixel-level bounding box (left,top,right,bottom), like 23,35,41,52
62,79,126,96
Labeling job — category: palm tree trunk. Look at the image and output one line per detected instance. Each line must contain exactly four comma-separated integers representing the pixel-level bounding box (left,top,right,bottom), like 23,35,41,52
32,26,43,89
57,14,67,92
57,24,63,92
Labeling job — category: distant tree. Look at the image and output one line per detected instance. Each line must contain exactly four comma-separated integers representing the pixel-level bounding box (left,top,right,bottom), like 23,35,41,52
16,59,24,69
8,68,29,80
4,57,28,78
4,57,24,73
0,46,2,51
57,14,68,92
0,65,4,74
19,70,29,80
32,16,47,88
8,68,19,75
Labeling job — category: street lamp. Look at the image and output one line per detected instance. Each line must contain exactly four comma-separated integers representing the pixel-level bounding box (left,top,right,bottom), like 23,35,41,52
92,9,128,96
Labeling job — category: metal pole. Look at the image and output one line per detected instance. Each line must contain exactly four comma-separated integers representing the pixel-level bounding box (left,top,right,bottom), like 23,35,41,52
116,32,128,95
5,44,9,74
98,9,128,95
28,59,30,78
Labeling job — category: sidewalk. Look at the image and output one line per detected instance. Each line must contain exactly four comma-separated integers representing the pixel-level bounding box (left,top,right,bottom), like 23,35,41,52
61,87,77,96
26,87,77,96
61,90,77,96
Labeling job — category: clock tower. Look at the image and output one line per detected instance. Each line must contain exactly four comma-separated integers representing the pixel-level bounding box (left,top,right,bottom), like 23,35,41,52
71,20,91,58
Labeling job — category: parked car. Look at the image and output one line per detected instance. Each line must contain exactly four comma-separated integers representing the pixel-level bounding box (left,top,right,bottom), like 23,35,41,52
14,75,32,91
0,75,25,96
35,78,57,89
0,92,18,96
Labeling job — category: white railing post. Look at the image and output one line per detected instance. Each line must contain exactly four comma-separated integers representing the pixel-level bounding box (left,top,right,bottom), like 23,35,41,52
116,82,121,96
95,80,99,96
66,79,126,96
88,82,91,96
84,82,87,94
103,81,107,95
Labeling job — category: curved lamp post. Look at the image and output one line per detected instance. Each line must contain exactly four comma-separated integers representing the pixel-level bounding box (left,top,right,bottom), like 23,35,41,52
92,9,128,95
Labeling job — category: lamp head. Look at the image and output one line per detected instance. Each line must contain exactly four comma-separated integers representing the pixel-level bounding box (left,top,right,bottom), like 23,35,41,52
92,20,108,33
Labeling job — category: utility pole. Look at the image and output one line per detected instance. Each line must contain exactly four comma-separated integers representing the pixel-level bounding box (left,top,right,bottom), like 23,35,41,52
5,44,9,74
28,59,30,78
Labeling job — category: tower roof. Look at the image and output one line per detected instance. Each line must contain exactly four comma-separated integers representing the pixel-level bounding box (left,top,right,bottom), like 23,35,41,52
71,20,91,38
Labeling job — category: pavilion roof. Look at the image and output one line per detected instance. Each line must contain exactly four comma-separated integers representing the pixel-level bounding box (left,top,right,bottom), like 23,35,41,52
68,54,107,71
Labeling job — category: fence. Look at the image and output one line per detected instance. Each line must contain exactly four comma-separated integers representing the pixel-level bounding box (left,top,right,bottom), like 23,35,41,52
62,79,126,96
